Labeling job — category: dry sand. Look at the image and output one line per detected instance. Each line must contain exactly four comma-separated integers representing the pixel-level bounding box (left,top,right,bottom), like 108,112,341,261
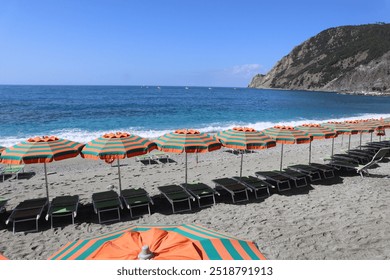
0,134,389,260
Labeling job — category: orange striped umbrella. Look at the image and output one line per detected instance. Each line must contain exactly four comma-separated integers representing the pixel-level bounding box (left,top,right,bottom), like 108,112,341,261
154,129,221,184
80,132,156,194
344,120,376,149
295,124,337,163
48,224,265,260
263,125,312,170
0,136,83,199
322,122,359,151
216,127,276,177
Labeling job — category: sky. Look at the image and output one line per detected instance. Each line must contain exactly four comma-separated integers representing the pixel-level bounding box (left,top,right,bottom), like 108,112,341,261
0,0,389,87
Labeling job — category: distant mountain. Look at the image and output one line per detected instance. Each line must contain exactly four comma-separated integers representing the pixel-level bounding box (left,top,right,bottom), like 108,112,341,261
249,23,390,95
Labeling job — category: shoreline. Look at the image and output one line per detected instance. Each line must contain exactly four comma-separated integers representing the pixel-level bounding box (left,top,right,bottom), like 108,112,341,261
248,86,390,97
1,133,389,260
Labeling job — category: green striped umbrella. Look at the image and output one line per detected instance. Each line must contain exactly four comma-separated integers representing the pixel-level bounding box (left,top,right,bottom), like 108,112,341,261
0,136,83,200
216,127,276,177
48,224,266,260
154,129,221,184
322,122,359,151
344,120,376,149
80,132,156,194
262,126,312,171
295,124,337,163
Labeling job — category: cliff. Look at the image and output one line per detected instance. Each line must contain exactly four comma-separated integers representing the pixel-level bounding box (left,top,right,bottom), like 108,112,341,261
249,23,390,95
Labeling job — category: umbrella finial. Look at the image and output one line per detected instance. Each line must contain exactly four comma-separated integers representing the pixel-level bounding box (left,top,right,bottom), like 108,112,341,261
138,245,153,260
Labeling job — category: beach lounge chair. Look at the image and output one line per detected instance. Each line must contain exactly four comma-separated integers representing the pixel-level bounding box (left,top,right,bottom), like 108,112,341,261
276,169,308,188
1,164,25,181
158,185,195,213
45,195,79,228
92,190,123,223
286,165,322,182
212,178,249,203
331,153,369,164
0,197,7,214
120,188,154,218
330,147,389,177
152,151,171,163
309,163,336,178
232,176,272,199
180,183,220,208
135,154,156,165
255,171,291,192
5,197,48,234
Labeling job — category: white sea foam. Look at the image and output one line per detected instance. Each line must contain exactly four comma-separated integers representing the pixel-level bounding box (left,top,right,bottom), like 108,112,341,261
1,113,389,147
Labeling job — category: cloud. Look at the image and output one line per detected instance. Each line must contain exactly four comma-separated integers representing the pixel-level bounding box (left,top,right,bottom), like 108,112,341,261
226,64,262,78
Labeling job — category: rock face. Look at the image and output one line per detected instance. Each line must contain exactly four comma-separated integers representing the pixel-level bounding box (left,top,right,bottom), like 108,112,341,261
249,23,390,95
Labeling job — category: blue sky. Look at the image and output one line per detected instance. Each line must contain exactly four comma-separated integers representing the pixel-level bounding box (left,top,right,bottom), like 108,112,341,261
0,0,389,87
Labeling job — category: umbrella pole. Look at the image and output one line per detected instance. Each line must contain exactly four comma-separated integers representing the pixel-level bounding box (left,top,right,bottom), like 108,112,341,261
44,162,49,200
280,144,284,171
117,159,122,194
240,151,244,178
359,133,362,150
309,141,312,164
331,138,335,157
185,152,188,184
370,132,373,142
348,135,351,151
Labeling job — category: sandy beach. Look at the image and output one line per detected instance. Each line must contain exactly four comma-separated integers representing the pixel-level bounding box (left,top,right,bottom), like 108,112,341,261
1,133,389,260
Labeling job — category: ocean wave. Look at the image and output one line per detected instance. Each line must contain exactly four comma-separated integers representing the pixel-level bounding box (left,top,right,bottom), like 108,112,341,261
1,113,389,147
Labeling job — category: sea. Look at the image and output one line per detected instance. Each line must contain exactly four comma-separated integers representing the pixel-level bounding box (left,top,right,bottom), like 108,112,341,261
1,85,390,147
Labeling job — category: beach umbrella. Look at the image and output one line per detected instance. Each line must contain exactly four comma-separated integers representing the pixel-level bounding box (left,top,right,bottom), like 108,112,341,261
154,129,221,184
216,127,276,177
322,122,359,151
295,124,337,163
262,126,312,171
344,120,375,149
48,224,266,260
0,136,83,200
358,119,388,141
80,132,156,194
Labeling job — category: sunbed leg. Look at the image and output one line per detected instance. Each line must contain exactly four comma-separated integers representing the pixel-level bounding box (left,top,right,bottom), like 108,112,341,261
129,207,133,218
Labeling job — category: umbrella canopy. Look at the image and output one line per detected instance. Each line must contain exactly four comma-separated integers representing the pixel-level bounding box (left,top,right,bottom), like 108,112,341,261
295,124,337,163
80,132,157,194
216,127,276,177
0,136,83,199
154,129,221,184
263,125,312,170
48,224,265,260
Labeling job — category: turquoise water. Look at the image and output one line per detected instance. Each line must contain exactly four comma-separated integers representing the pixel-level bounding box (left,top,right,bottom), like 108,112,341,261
1,85,390,146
